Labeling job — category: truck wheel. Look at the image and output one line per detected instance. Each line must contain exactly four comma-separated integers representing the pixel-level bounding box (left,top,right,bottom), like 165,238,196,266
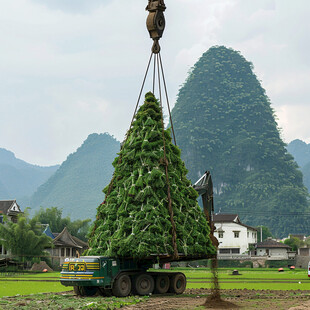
155,274,169,294
112,274,131,297
134,273,154,296
169,273,186,294
79,286,98,296
73,286,81,296
98,287,112,297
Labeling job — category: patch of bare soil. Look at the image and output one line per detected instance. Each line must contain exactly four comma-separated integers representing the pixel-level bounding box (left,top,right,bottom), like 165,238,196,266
122,289,310,310
203,294,239,309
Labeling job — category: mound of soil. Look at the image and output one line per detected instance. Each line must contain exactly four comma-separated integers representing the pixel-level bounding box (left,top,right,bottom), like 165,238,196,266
30,261,53,272
204,294,239,309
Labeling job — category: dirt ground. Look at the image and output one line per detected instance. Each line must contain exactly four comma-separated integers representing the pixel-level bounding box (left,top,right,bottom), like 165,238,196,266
1,288,310,309
123,289,310,310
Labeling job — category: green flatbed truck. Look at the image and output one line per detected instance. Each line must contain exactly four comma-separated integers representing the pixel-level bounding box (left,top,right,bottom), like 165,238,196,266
60,171,216,297
60,256,187,297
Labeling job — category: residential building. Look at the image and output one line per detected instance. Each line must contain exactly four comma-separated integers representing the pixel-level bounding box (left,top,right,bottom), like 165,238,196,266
298,246,310,257
255,238,295,260
213,213,257,256
0,200,23,257
44,226,88,266
0,200,22,223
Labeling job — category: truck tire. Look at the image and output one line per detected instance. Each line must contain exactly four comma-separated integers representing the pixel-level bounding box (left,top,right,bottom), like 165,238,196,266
155,274,170,294
73,286,81,296
112,274,132,297
133,273,154,296
169,273,186,294
98,287,112,297
79,286,98,296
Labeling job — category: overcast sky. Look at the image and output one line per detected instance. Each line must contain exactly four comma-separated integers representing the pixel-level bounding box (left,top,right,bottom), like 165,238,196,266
0,0,309,166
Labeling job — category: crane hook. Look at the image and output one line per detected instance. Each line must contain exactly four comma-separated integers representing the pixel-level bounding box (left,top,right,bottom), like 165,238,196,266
146,0,166,54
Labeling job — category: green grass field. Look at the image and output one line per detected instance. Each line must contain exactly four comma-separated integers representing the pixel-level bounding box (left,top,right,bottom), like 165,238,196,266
168,268,310,291
0,272,65,297
0,268,309,298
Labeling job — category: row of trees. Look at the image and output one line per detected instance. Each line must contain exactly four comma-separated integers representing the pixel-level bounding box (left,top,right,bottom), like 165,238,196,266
0,207,92,263
32,207,91,242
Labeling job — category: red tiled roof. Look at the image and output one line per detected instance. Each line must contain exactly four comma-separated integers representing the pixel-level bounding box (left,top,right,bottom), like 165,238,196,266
256,240,291,249
213,213,257,231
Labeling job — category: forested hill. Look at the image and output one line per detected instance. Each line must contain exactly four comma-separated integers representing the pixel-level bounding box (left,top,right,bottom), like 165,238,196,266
171,45,309,237
30,133,120,219
287,139,310,168
0,148,59,200
287,139,310,193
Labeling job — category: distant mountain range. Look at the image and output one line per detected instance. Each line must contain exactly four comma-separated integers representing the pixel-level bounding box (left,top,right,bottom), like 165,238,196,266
29,133,120,219
287,139,310,192
287,139,310,168
0,148,59,201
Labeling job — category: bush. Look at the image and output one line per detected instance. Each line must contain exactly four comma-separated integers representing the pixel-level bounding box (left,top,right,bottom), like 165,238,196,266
265,260,294,268
217,260,253,268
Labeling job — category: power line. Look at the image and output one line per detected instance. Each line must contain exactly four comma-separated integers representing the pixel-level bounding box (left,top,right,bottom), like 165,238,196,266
215,210,310,217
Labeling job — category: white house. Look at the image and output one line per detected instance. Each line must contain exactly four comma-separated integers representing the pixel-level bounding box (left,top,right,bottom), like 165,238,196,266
255,238,295,260
213,214,257,256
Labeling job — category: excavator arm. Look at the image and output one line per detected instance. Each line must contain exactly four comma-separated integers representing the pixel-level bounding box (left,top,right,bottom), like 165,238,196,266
193,171,219,248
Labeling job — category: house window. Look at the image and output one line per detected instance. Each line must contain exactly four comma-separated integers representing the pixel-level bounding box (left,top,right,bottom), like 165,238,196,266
219,249,230,254
219,248,240,254
247,232,249,238
61,248,65,257
234,231,240,238
66,248,71,257
231,248,240,254
218,231,224,238
0,216,3,224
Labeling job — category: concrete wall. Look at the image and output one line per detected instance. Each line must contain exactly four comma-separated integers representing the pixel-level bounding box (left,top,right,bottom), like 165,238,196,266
295,255,310,269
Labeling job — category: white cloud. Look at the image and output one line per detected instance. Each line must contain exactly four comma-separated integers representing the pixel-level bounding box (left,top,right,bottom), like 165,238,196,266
0,0,309,165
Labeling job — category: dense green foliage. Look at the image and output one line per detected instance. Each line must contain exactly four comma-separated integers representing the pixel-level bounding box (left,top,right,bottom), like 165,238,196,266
257,225,273,242
30,133,120,220
32,207,91,241
172,46,309,237
283,236,304,252
0,148,58,201
0,215,52,260
87,93,215,258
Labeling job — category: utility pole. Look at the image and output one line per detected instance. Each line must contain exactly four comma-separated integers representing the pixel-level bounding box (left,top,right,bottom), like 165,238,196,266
260,226,263,242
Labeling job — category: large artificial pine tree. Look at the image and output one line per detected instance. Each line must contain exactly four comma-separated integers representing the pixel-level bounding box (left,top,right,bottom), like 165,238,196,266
87,92,216,258
172,46,309,237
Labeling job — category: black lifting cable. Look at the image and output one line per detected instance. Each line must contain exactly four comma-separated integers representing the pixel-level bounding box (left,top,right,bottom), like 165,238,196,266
128,51,177,146
153,52,157,94
158,52,177,146
128,0,177,145
129,52,154,131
